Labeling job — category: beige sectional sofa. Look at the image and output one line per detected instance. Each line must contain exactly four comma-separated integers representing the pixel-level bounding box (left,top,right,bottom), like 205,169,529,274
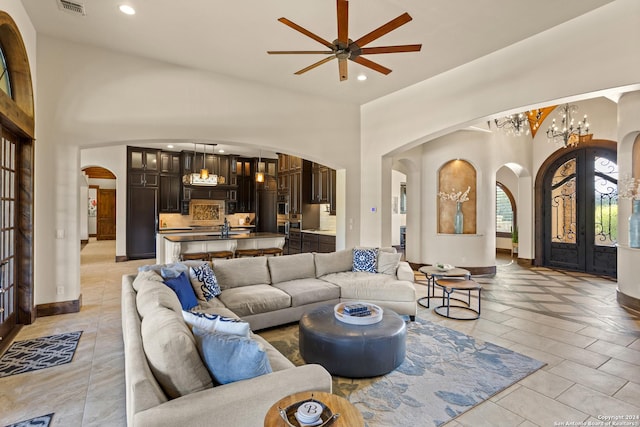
122,248,416,427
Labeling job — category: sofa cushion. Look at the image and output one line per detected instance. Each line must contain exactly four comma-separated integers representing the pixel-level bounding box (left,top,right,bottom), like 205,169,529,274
218,285,291,317
322,271,416,302
377,251,402,276
141,308,213,399
163,272,199,311
314,249,353,277
132,270,164,292
273,278,341,307
189,263,221,301
183,311,250,338
268,253,315,284
192,327,272,385
352,248,379,272
213,257,271,289
136,278,183,318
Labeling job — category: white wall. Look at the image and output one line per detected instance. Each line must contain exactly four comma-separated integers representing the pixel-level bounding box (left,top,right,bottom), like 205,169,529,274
391,170,406,246
364,0,640,266
34,35,361,304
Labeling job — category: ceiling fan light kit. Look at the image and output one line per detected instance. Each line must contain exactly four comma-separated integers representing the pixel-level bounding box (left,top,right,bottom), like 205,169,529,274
268,0,421,81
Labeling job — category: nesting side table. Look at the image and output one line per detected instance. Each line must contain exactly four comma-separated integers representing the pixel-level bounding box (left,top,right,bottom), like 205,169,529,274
417,266,471,308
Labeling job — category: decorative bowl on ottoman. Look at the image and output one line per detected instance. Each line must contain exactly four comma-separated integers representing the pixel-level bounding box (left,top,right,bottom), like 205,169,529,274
334,302,383,325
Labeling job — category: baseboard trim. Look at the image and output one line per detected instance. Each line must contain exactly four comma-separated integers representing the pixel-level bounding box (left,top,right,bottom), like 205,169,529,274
516,258,534,266
617,289,640,313
81,239,89,245
36,294,82,317
115,255,128,263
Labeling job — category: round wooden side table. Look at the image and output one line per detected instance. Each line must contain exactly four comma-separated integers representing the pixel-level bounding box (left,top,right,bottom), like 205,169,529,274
417,266,471,308
264,391,364,427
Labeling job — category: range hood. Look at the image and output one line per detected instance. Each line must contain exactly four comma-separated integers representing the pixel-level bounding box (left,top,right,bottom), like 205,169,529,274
184,173,218,186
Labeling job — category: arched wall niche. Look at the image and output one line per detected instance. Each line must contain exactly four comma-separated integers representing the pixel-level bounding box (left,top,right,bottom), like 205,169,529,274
437,159,477,234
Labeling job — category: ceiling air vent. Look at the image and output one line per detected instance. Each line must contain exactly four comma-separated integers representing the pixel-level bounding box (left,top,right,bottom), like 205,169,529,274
57,0,86,16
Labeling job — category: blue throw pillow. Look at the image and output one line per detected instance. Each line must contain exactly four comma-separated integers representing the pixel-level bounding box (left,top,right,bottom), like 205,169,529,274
353,247,378,272
192,327,272,385
189,263,221,301
163,272,199,310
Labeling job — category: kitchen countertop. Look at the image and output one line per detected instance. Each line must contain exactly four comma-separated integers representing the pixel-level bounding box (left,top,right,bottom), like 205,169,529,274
164,232,284,243
158,225,255,234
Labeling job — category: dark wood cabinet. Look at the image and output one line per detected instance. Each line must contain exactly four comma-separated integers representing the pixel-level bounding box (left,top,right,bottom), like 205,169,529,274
288,229,301,254
127,147,160,259
318,234,336,253
299,232,335,253
160,152,180,174
310,163,336,213
236,157,255,212
159,174,181,213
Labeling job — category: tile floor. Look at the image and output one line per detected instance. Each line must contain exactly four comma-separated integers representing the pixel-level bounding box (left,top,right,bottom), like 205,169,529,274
0,240,638,426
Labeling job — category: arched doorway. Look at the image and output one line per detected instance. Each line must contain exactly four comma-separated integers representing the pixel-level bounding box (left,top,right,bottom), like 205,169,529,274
0,11,35,343
535,140,618,276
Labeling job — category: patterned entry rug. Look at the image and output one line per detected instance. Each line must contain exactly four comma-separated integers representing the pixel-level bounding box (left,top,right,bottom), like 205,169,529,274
0,331,82,378
262,318,545,426
4,413,53,427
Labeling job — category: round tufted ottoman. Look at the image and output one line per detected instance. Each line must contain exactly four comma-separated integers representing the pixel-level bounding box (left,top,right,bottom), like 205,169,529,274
299,304,406,378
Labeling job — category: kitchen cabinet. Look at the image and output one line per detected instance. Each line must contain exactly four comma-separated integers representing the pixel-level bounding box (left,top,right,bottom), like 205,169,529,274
127,146,160,259
288,229,301,254
160,152,181,174
318,234,336,253
301,232,319,253
236,157,255,212
299,232,335,253
159,174,181,213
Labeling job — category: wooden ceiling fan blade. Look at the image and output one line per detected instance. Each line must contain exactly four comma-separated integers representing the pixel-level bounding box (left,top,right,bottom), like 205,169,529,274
338,57,348,81
278,18,335,49
353,12,413,48
351,56,392,75
294,56,336,75
268,51,335,54
337,0,349,45
359,44,422,55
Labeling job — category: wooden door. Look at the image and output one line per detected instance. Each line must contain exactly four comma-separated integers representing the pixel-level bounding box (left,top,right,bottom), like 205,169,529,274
97,189,116,240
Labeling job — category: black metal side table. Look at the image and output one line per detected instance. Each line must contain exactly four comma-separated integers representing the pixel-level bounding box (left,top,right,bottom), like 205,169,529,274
417,266,471,308
433,278,482,320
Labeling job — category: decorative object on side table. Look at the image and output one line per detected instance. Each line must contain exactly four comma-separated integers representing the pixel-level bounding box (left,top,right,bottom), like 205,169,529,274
264,391,363,427
619,175,640,248
438,186,471,234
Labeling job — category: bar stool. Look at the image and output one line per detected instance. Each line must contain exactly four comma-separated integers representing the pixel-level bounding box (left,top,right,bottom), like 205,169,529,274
208,250,234,260
180,252,210,261
261,247,283,256
234,249,262,257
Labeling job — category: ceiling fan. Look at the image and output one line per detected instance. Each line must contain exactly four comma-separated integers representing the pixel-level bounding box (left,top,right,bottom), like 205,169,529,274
268,0,421,81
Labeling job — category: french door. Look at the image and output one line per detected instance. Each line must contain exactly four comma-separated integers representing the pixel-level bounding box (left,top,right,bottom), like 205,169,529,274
542,147,617,276
0,127,17,339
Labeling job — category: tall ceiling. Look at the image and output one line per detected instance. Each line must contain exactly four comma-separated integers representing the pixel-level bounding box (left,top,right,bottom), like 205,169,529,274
21,0,613,105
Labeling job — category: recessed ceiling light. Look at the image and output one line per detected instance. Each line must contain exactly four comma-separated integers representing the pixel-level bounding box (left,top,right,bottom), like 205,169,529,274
119,4,136,15
357,74,367,81
218,149,225,153
167,144,174,149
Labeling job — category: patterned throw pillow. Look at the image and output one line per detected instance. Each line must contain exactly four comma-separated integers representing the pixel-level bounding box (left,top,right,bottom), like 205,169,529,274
192,327,272,385
182,311,250,338
189,263,221,301
352,247,379,272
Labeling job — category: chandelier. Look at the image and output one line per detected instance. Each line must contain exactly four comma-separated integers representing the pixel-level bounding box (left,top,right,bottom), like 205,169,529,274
494,113,532,136
546,104,590,147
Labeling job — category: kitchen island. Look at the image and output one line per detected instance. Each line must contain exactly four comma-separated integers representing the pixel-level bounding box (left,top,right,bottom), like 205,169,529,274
157,231,285,264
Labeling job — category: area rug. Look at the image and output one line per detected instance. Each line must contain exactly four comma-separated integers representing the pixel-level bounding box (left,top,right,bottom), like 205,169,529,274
263,318,545,426
4,414,53,427
0,331,82,378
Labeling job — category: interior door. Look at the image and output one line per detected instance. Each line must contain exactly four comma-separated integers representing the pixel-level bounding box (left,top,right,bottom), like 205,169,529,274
97,189,116,240
543,147,617,276
0,128,17,341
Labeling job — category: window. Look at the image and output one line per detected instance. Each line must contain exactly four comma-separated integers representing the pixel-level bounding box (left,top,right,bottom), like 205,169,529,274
496,183,515,236
0,43,11,97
